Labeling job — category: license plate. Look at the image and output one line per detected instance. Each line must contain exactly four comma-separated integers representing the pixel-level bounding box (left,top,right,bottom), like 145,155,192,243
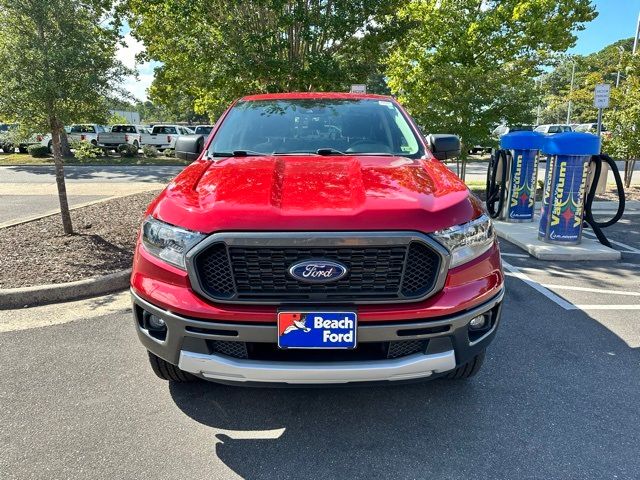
278,311,357,349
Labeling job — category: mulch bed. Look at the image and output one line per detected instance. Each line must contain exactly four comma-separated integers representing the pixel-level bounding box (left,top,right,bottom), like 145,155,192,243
0,191,159,288
596,185,640,202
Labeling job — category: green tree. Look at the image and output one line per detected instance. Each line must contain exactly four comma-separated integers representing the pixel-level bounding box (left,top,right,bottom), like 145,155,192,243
125,0,405,119
538,38,634,125
0,0,129,234
604,54,640,188
386,0,596,171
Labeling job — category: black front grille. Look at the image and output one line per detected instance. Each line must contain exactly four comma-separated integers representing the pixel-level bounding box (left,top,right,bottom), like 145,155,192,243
192,236,442,304
230,246,406,300
402,243,442,297
208,340,429,361
387,340,427,359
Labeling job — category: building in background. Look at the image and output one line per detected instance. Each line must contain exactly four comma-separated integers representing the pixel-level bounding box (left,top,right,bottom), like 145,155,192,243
109,110,141,124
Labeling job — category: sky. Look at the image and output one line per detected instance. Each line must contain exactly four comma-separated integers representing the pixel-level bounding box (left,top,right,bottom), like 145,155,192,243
568,0,640,55
117,1,640,102
116,25,159,103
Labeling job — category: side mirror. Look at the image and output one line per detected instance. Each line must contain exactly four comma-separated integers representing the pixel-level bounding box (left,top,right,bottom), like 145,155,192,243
427,134,461,161
175,134,205,161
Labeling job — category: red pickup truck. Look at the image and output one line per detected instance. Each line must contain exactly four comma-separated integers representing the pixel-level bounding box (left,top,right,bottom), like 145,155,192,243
130,92,504,385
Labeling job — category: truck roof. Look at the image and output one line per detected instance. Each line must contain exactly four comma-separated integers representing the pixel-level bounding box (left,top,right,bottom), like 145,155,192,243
240,92,394,102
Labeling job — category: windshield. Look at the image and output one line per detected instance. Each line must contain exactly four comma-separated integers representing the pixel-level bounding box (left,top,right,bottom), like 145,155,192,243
195,126,213,135
152,126,177,134
71,125,96,133
112,125,137,133
208,99,422,157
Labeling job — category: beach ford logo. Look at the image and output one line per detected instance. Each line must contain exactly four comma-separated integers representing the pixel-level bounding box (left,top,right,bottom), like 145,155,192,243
288,260,348,283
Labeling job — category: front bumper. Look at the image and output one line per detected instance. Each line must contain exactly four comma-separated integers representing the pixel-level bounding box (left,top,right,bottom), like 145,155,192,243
179,350,456,384
131,288,504,385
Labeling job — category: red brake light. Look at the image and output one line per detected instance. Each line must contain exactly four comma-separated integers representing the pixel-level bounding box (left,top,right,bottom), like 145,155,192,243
125,134,129,142
167,135,171,143
37,135,43,141
81,134,86,141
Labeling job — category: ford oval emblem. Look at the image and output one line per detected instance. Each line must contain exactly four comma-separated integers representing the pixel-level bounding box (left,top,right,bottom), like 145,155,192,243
288,260,348,284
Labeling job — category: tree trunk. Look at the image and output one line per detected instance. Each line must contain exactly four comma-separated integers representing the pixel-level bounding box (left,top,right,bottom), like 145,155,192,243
459,151,468,181
50,124,73,234
624,159,636,189
60,130,72,157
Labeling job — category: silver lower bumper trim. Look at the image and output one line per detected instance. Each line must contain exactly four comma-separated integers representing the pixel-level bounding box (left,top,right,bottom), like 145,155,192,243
178,350,456,384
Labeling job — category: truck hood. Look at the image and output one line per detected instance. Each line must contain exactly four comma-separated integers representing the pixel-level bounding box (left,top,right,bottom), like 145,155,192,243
151,155,482,233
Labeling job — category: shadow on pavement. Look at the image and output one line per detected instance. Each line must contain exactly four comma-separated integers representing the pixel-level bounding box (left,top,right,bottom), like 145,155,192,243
168,286,640,479
3,164,184,183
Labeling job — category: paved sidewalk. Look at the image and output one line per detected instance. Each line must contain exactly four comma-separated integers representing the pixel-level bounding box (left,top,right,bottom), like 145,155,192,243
0,164,177,227
0,194,109,225
447,160,640,185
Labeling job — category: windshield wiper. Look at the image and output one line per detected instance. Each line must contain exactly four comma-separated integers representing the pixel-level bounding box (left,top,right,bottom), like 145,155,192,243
316,148,346,156
208,150,267,158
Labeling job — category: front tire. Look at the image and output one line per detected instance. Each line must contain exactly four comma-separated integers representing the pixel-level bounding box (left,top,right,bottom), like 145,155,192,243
147,351,197,382
443,351,485,379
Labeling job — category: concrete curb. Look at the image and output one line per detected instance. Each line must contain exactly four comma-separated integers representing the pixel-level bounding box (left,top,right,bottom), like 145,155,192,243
495,222,621,261
0,269,131,309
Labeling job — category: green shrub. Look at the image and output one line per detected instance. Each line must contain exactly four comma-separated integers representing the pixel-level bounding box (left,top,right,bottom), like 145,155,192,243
118,143,138,158
163,148,175,158
28,145,50,158
142,144,158,158
72,141,101,160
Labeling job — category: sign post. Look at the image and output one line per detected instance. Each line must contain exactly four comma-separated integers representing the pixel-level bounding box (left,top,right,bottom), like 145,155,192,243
593,83,610,152
350,84,366,94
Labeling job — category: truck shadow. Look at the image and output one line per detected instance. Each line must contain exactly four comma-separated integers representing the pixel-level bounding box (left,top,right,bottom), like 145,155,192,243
3,164,184,183
169,378,488,479
168,286,640,479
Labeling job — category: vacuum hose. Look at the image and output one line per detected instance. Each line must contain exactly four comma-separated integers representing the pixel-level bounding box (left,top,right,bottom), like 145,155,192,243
485,149,508,219
583,153,625,248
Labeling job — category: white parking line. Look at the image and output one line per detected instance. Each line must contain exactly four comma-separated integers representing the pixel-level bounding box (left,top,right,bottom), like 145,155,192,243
500,253,530,258
502,261,577,310
541,284,640,296
575,305,640,310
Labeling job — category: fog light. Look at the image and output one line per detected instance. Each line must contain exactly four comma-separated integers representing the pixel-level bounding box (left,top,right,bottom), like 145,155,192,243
148,314,166,330
469,315,487,330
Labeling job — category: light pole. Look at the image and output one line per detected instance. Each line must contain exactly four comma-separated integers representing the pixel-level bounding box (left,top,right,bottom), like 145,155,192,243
616,46,624,87
566,59,576,125
535,77,541,125
633,11,640,55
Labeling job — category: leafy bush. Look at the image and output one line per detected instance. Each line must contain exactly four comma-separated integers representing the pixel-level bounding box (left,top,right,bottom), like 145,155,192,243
27,145,50,157
72,141,101,160
142,144,158,158
118,143,138,158
163,148,175,158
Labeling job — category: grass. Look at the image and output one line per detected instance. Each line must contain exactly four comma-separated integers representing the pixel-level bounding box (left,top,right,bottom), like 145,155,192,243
0,153,189,166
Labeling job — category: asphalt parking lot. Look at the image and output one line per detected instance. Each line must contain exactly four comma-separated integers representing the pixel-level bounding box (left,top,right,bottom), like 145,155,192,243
2,220,639,479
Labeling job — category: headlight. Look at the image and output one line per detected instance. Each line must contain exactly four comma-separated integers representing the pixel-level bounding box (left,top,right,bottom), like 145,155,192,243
141,216,205,269
433,214,495,268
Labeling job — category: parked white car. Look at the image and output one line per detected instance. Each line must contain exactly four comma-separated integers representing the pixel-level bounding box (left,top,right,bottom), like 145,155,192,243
533,124,573,134
143,125,193,150
68,124,108,145
97,125,149,150
0,124,53,153
574,123,610,138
